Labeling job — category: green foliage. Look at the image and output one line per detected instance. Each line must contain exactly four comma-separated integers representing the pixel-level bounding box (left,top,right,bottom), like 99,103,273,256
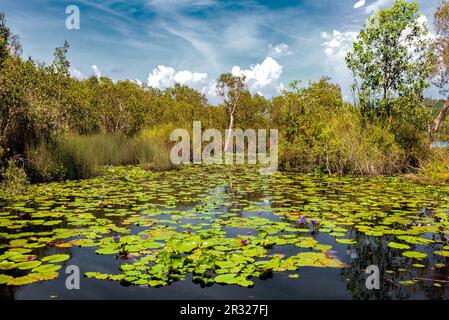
135,125,178,171
421,148,449,182
346,0,432,119
0,5,445,183
1,158,29,194
274,78,406,175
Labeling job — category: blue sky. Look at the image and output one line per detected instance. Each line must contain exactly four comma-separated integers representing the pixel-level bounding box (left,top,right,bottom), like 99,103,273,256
0,0,442,101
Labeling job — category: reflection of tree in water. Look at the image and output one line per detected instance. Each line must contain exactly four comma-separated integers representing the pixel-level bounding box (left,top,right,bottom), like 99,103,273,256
341,232,411,300
340,231,449,300
0,283,16,300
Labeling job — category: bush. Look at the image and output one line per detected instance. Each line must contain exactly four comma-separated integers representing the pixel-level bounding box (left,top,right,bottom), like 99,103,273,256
421,149,449,182
278,105,406,175
135,124,178,171
1,158,30,194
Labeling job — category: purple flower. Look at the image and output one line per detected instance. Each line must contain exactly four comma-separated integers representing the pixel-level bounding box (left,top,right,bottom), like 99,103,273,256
240,239,248,246
299,217,307,224
248,232,253,236
27,256,35,262
140,234,149,240
114,236,120,243
311,219,318,225
100,195,105,200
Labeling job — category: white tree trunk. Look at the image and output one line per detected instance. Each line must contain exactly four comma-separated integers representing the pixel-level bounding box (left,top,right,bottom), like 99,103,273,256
224,113,234,153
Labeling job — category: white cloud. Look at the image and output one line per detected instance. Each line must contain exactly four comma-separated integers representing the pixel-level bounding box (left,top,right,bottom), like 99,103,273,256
321,30,358,60
321,30,358,101
145,56,284,102
147,65,208,90
354,0,365,9
268,43,293,58
92,65,102,78
231,57,283,97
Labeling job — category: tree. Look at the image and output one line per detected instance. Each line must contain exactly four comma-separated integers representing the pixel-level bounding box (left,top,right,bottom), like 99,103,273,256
53,40,70,76
346,0,432,120
429,0,449,138
216,73,247,152
0,12,21,68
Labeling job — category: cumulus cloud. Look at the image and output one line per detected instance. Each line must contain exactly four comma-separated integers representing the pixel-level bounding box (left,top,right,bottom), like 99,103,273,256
92,65,102,78
268,43,293,58
145,57,284,103
147,65,208,90
321,30,358,60
231,57,283,97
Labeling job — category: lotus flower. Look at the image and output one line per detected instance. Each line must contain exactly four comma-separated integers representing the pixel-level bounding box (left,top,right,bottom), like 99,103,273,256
299,217,307,224
27,256,35,262
311,219,318,225
114,236,120,243
240,239,248,246
248,232,253,236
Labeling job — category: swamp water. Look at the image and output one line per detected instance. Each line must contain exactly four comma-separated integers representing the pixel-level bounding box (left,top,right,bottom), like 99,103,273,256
1,165,449,300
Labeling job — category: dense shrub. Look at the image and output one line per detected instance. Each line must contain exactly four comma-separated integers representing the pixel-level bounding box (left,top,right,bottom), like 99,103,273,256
1,158,29,194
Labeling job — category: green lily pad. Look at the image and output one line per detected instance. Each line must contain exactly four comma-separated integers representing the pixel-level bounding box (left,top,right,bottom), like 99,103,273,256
402,251,427,260
387,242,411,250
41,254,70,263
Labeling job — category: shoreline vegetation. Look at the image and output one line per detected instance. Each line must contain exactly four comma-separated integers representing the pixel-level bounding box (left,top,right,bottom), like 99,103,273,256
3,0,449,194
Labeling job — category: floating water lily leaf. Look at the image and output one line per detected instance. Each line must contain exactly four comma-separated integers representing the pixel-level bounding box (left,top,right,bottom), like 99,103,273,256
84,272,110,280
396,236,433,245
387,242,411,250
95,247,119,255
15,261,42,270
0,274,13,284
7,274,40,286
214,274,253,287
41,254,70,263
32,264,62,273
0,261,16,270
402,251,427,260
434,251,449,257
335,238,356,245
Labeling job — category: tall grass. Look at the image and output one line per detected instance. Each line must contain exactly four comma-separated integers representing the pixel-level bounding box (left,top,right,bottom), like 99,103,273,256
29,130,177,181
420,149,449,182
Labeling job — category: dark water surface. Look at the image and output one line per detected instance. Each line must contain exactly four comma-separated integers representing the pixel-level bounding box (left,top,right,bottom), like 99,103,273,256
1,166,449,300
